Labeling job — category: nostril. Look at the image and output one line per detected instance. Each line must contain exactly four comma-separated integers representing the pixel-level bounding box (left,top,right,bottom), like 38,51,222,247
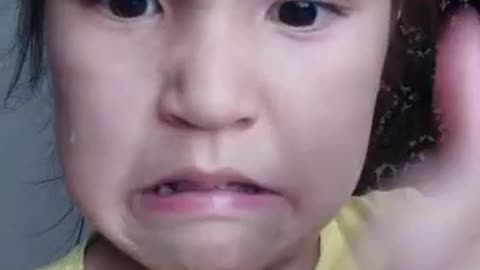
234,117,255,130
164,114,197,129
162,114,256,131
165,115,255,131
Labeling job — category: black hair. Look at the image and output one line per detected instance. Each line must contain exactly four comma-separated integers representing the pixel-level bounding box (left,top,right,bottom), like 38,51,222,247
4,0,45,106
5,1,442,194
358,0,442,193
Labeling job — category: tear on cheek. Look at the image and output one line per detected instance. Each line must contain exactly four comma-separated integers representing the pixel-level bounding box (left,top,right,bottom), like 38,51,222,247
69,131,77,145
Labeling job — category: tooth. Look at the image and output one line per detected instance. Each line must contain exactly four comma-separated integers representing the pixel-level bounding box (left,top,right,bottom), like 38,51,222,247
225,183,259,194
155,184,175,196
214,184,226,191
228,184,245,193
243,186,258,194
247,185,261,194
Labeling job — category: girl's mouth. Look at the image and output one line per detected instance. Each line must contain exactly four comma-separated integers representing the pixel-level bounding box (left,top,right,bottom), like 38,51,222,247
151,181,272,197
133,167,287,218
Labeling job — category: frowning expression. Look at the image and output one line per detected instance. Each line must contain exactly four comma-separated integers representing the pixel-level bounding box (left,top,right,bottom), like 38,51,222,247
46,0,391,269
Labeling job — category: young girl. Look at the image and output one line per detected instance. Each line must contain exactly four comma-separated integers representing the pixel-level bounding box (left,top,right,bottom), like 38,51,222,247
5,0,453,269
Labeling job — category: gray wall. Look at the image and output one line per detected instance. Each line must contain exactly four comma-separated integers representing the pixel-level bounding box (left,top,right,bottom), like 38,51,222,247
0,2,83,269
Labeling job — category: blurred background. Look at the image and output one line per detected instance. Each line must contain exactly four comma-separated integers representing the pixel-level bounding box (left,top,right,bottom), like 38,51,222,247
0,1,86,269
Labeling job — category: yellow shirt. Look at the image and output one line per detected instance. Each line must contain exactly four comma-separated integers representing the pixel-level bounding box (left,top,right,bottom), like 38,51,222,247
39,190,415,270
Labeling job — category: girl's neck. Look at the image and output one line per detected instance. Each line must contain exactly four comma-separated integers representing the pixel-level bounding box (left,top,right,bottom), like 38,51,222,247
84,235,320,270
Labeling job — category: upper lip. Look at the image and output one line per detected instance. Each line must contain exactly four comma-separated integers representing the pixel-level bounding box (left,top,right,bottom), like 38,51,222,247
143,167,278,194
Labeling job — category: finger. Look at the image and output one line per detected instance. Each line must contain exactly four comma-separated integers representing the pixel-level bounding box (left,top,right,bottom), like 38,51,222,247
404,6,480,193
435,6,480,163
357,12,480,270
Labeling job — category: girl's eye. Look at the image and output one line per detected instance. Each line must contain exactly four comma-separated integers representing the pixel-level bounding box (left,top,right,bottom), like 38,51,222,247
101,0,163,19
268,1,343,30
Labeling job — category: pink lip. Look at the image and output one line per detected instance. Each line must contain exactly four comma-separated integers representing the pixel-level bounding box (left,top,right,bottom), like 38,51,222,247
132,167,285,217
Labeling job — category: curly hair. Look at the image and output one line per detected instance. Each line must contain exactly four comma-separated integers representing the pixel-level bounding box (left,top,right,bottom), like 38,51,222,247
5,0,441,195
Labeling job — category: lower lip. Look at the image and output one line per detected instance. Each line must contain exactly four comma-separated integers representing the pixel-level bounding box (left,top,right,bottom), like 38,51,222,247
133,190,285,216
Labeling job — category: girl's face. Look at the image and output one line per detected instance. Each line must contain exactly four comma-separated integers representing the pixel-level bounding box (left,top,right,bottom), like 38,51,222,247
46,0,391,269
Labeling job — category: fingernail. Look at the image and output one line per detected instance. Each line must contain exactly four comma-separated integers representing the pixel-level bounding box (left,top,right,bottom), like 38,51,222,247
436,4,480,90
441,2,480,27
440,4,480,43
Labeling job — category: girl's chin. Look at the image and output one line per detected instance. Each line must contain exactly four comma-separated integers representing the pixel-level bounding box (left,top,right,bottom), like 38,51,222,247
136,241,274,270
125,230,288,270
137,235,317,270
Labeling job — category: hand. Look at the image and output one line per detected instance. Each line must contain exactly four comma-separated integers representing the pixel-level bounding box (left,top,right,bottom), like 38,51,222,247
357,6,480,270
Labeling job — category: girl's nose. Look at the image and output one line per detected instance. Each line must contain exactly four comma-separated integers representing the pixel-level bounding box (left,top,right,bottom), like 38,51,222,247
158,24,259,132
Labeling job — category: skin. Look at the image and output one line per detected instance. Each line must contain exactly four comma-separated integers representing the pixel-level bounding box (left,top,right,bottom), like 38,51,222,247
44,0,392,269
369,7,480,270
345,7,480,270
